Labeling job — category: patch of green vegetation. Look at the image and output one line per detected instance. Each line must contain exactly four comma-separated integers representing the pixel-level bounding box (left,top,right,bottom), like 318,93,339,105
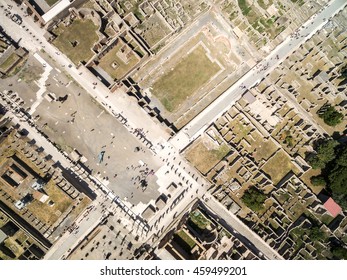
285,134,294,147
327,145,347,209
291,0,305,5
259,18,270,28
268,16,276,24
291,224,326,253
219,229,232,239
252,20,264,33
277,192,290,204
242,186,266,212
298,0,305,6
330,246,347,260
290,227,305,250
269,218,279,229
238,0,252,15
0,53,19,71
257,0,273,9
307,139,338,169
189,211,210,233
291,201,306,220
134,9,144,21
45,0,60,6
310,226,326,241
317,104,343,126
174,230,196,251
152,43,165,54
320,214,334,226
152,45,220,112
229,11,239,21
310,175,326,186
222,3,238,21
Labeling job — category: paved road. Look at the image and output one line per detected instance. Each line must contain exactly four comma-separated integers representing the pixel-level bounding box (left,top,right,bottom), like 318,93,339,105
139,143,283,259
203,194,283,259
170,0,347,151
44,194,138,260
43,201,103,260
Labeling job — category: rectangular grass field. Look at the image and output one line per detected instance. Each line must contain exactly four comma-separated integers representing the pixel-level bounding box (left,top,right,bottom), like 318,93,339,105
151,45,220,112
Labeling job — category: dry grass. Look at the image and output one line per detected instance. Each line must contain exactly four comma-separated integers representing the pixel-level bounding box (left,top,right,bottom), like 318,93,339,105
300,168,324,194
27,180,73,226
253,139,278,162
4,237,24,257
18,64,43,83
99,40,140,80
185,138,230,175
0,53,19,71
262,150,298,185
151,45,220,112
138,13,171,47
53,19,99,64
232,121,252,143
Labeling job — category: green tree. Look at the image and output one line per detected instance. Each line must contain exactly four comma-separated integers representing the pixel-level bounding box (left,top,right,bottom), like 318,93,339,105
331,246,347,260
310,176,326,186
307,139,338,169
309,226,325,241
308,155,325,169
318,104,343,126
328,165,347,195
309,140,347,210
316,139,338,162
336,146,347,167
242,187,266,212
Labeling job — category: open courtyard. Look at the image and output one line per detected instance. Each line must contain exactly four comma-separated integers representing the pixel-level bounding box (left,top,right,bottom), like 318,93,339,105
262,150,299,185
98,38,141,80
52,19,99,65
184,136,230,175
